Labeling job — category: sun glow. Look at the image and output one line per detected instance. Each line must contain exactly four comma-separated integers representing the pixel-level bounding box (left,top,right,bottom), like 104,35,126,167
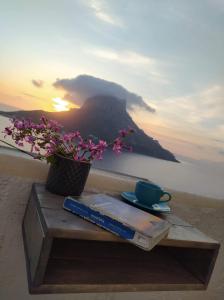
52,97,70,111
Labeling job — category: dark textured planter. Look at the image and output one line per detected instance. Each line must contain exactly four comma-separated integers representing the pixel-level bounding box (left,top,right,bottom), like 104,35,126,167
46,155,91,196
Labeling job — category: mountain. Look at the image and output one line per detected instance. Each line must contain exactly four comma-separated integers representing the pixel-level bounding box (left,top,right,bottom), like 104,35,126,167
0,102,20,111
0,95,178,162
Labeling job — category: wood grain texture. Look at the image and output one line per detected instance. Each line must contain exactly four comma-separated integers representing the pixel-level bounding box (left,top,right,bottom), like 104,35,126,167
29,282,205,294
34,183,219,249
22,193,45,283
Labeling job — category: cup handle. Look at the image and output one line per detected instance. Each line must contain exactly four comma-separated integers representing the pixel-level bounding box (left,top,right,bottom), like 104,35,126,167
160,192,172,202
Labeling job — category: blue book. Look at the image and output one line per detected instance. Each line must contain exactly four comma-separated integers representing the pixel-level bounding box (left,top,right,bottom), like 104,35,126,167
63,194,170,251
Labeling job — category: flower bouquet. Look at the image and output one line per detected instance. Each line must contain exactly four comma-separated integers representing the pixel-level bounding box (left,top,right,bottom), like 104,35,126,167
1,116,134,196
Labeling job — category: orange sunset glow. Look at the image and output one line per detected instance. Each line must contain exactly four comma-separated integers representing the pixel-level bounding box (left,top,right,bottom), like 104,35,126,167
52,98,70,112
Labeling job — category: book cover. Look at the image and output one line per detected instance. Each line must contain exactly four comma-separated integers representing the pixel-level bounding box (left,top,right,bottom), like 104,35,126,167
63,194,170,251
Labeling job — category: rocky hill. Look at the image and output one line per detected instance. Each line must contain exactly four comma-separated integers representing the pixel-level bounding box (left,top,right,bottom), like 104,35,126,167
0,95,178,162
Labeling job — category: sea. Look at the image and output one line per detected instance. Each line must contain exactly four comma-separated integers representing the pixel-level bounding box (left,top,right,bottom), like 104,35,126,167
0,114,224,200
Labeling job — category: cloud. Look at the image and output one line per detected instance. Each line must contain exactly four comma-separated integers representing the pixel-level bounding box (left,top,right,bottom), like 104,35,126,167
22,92,38,99
31,79,44,88
151,84,224,141
87,47,170,84
53,74,155,112
88,0,123,27
90,48,155,66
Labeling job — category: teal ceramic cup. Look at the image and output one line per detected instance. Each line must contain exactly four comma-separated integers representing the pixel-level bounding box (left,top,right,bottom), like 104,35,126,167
135,181,171,206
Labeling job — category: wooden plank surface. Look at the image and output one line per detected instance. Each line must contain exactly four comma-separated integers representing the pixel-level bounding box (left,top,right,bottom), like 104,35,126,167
23,194,45,283
30,282,205,294
34,183,219,249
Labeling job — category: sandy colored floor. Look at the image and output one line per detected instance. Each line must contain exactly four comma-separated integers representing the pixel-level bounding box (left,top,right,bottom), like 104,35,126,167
0,154,224,300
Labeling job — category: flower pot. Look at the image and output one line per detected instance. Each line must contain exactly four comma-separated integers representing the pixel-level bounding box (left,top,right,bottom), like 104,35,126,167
46,154,91,196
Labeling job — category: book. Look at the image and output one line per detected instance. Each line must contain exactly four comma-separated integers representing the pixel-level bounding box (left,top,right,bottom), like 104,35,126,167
63,193,170,251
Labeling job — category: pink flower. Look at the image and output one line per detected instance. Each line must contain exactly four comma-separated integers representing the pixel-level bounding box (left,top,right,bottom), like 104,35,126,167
34,146,40,152
45,143,55,152
112,138,123,154
73,153,79,161
95,152,103,160
3,115,134,162
119,129,128,138
35,123,46,130
63,131,81,143
98,140,108,150
3,127,12,136
63,133,73,142
72,131,81,138
16,141,24,147
113,144,122,154
24,136,35,144
14,120,24,130
79,142,88,150
119,127,135,137
47,119,62,131
40,115,47,124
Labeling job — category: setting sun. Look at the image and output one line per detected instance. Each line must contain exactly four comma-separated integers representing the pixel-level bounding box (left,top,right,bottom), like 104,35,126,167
52,97,70,112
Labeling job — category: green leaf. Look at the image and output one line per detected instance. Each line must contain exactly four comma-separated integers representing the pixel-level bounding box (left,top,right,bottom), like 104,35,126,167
46,155,56,164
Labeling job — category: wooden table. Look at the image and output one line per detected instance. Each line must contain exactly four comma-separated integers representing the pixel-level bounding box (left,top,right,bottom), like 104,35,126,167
22,184,220,294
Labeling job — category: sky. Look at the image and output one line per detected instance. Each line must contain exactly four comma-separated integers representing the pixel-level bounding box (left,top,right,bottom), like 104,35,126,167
0,0,224,162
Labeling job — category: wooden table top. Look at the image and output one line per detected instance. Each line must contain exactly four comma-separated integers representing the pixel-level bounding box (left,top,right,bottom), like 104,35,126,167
34,184,219,250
